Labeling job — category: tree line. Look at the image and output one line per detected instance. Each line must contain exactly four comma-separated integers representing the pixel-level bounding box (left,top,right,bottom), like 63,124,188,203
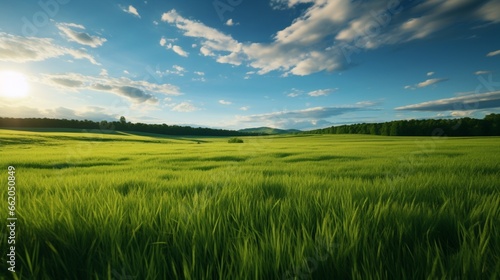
306,114,500,136
0,117,257,137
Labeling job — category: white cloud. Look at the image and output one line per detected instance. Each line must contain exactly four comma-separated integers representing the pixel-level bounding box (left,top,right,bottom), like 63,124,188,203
194,71,205,76
417,78,448,88
287,88,303,97
161,9,242,63
450,110,474,117
395,91,500,111
122,5,141,18
160,37,177,47
236,102,378,129
356,101,378,107
200,46,214,56
427,72,435,76
487,49,500,57
0,105,120,121
172,45,189,57
0,32,99,65
475,70,491,75
269,0,291,10
404,85,415,90
160,37,167,46
476,1,500,23
172,102,198,112
160,1,500,76
225,19,238,26
219,100,232,105
156,65,187,77
56,23,107,48
307,88,337,97
39,72,180,103
161,39,189,57
239,106,249,111
99,69,108,76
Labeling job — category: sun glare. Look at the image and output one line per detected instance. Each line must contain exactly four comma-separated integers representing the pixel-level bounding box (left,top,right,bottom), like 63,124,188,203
0,71,30,98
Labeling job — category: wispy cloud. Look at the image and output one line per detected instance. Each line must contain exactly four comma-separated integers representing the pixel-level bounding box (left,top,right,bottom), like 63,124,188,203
161,9,243,65
395,91,500,111
172,102,198,112
39,73,180,103
417,78,448,88
475,70,491,75
219,100,232,105
307,88,338,97
248,106,359,119
236,102,378,129
405,77,448,89
56,23,107,48
487,49,500,57
155,65,187,77
0,105,119,121
0,32,99,65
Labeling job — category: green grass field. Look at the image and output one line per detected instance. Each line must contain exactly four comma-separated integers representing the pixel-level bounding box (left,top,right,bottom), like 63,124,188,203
0,129,499,279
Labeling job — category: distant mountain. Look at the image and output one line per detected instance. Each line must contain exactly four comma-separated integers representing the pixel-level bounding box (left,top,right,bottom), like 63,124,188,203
238,127,302,135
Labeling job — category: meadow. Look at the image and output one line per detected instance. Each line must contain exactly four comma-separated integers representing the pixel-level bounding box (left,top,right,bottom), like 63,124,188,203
0,129,499,279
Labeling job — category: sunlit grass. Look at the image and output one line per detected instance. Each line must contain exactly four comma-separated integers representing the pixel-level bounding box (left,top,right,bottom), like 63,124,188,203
0,129,499,279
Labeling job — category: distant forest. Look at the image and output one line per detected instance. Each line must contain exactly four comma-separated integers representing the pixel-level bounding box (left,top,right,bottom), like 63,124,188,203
0,117,255,137
1,114,499,137
307,114,500,136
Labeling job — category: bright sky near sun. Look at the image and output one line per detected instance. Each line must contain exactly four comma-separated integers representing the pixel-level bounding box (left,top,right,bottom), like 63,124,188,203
1,0,500,130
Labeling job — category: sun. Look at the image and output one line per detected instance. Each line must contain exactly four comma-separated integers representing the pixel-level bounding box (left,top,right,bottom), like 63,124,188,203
0,71,30,98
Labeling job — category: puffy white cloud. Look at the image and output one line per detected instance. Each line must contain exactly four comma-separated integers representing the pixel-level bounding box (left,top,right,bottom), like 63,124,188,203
427,72,435,76
239,106,249,111
56,23,107,48
39,72,180,103
395,91,500,111
0,32,99,65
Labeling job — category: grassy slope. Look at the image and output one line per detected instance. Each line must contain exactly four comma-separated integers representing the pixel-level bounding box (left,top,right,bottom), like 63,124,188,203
0,129,499,279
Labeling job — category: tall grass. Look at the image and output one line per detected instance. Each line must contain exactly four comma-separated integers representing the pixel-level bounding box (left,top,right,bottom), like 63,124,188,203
0,130,499,279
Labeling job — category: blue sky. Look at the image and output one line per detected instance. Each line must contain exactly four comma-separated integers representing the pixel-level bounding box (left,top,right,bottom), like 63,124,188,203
0,0,500,130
